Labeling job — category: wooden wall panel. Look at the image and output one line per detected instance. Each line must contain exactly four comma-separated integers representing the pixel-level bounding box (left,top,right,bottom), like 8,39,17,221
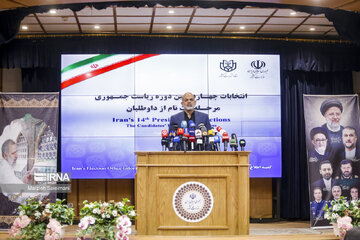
68,177,272,219
106,179,134,203
67,179,79,216
250,178,273,219
77,179,106,209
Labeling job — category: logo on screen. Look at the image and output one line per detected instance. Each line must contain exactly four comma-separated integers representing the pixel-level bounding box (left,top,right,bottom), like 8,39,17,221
251,60,266,69
247,59,268,79
90,64,99,68
220,60,237,72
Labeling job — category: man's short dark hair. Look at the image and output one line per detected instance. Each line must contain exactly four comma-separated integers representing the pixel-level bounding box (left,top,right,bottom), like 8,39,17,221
310,127,328,140
1,139,16,158
319,160,332,170
320,98,343,116
313,187,322,193
351,186,359,191
343,126,357,137
340,159,352,166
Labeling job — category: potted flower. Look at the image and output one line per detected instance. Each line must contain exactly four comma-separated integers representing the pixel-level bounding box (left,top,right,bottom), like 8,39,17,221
324,196,360,239
77,198,136,240
8,198,74,240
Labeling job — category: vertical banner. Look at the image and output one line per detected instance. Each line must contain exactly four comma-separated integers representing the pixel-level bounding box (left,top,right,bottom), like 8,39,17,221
0,93,59,229
304,94,360,228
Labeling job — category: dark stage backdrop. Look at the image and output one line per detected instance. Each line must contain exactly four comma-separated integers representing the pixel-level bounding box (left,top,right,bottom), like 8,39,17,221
0,34,357,220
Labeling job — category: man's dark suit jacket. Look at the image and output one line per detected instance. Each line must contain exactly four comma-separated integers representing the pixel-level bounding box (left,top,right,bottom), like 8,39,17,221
169,111,212,132
312,178,337,200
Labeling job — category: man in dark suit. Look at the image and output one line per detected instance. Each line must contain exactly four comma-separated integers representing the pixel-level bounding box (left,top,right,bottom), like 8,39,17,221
312,160,336,200
169,92,211,131
336,127,360,176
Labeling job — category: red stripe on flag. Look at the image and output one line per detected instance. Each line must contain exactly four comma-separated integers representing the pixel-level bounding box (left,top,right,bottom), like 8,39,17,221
61,54,160,89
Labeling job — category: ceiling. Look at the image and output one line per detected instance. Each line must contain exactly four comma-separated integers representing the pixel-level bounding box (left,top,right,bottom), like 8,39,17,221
2,0,360,39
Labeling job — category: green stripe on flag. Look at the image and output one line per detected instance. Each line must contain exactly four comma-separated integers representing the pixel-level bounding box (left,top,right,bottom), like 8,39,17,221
61,54,117,73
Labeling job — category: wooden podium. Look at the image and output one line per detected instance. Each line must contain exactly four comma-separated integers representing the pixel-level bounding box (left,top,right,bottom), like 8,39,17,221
135,151,250,236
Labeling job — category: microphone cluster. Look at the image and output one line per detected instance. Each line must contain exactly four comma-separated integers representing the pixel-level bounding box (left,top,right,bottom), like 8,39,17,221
161,122,246,152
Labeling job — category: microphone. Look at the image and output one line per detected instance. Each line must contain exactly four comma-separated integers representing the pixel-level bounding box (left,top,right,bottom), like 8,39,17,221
222,132,229,151
195,129,203,151
216,126,226,136
208,129,215,151
161,130,168,151
189,129,196,151
172,123,179,132
168,130,177,151
199,123,207,150
239,139,246,151
214,135,221,151
183,128,190,151
177,128,184,137
189,120,196,130
177,128,185,151
173,136,180,151
181,120,187,129
230,134,238,151
213,128,218,136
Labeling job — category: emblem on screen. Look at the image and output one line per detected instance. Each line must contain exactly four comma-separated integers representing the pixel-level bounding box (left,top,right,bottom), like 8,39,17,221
220,60,237,72
172,181,214,223
251,60,266,69
247,59,268,79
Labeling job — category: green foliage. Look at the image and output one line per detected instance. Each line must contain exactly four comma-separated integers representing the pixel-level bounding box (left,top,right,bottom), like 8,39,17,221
324,196,360,226
77,198,136,240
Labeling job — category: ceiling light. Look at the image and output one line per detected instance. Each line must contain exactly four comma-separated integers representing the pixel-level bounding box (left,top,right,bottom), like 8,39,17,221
310,27,316,31
290,11,296,16
166,25,172,29
240,26,245,30
21,26,28,30
94,25,100,29
49,9,57,14
168,10,175,14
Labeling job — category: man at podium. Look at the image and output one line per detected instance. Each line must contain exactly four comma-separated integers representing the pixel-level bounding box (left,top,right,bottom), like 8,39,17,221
169,92,211,131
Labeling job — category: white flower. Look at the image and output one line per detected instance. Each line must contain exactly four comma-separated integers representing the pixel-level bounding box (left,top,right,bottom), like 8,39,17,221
78,221,89,230
117,215,131,228
129,210,136,217
124,226,132,235
92,209,98,214
19,210,25,216
332,213,339,219
34,211,42,219
116,202,124,208
102,213,106,219
106,214,111,218
44,208,52,214
102,202,109,208
87,216,96,224
332,205,339,211
112,210,118,217
345,202,349,207
45,203,51,209
324,212,329,220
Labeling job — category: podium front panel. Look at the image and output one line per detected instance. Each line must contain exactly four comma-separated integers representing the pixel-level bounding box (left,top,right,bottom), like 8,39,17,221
135,151,250,236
